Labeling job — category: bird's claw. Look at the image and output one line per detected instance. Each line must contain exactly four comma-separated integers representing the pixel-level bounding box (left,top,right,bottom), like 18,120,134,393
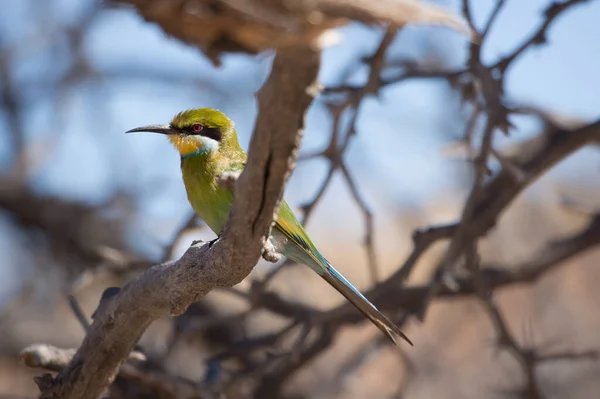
208,234,221,249
190,235,221,249
262,240,281,263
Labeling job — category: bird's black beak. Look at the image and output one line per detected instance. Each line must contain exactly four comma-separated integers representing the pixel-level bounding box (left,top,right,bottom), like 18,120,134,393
125,124,177,135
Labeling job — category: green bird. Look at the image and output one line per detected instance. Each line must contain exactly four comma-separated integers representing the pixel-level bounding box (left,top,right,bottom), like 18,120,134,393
127,108,412,346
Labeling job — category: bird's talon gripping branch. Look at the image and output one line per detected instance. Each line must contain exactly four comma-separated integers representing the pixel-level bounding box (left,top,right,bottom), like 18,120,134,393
208,236,220,248
262,240,281,263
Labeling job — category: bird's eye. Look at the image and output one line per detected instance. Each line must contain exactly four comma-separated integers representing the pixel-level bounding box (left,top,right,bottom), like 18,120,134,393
192,123,203,133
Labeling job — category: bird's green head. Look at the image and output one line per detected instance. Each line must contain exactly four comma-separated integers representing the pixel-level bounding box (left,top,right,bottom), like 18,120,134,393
126,108,241,158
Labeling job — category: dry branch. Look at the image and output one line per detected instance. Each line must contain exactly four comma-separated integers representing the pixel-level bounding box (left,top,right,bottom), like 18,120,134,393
325,210,600,322
118,0,469,64
32,44,321,399
21,344,207,399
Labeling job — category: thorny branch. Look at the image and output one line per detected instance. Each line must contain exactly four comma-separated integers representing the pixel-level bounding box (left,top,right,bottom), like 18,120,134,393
2,0,598,398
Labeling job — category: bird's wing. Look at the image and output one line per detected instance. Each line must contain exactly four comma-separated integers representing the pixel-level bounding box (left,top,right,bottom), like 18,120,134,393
226,159,319,257
274,199,321,257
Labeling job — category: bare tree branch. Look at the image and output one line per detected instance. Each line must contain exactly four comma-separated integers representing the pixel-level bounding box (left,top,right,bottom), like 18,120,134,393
33,44,321,399
21,344,207,399
118,0,469,64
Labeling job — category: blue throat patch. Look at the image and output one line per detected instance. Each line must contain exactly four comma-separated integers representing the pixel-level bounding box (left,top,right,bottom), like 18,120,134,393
181,136,219,159
181,147,211,159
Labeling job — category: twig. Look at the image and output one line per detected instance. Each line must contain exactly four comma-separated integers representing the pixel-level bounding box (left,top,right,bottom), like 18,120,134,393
340,163,379,283
495,0,589,73
481,0,506,39
66,295,90,332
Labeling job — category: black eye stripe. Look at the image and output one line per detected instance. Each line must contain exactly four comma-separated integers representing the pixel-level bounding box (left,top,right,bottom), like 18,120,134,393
200,127,222,142
180,125,222,142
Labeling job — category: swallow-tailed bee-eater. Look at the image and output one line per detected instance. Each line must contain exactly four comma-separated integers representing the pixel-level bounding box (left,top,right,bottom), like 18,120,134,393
127,108,412,345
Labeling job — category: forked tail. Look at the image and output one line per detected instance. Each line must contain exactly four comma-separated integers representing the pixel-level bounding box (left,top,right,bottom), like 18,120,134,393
319,260,413,346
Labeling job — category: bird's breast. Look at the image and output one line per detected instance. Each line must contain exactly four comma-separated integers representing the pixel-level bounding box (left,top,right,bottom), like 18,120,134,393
180,156,234,235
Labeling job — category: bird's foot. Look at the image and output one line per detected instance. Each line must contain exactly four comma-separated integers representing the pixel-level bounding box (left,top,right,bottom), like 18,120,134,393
208,234,221,249
190,235,220,249
262,240,281,263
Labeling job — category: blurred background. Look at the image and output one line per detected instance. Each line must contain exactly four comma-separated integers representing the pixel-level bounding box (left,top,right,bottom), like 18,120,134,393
1,0,600,398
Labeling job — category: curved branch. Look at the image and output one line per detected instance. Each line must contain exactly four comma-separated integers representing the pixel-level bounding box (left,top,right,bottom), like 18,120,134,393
35,45,321,399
